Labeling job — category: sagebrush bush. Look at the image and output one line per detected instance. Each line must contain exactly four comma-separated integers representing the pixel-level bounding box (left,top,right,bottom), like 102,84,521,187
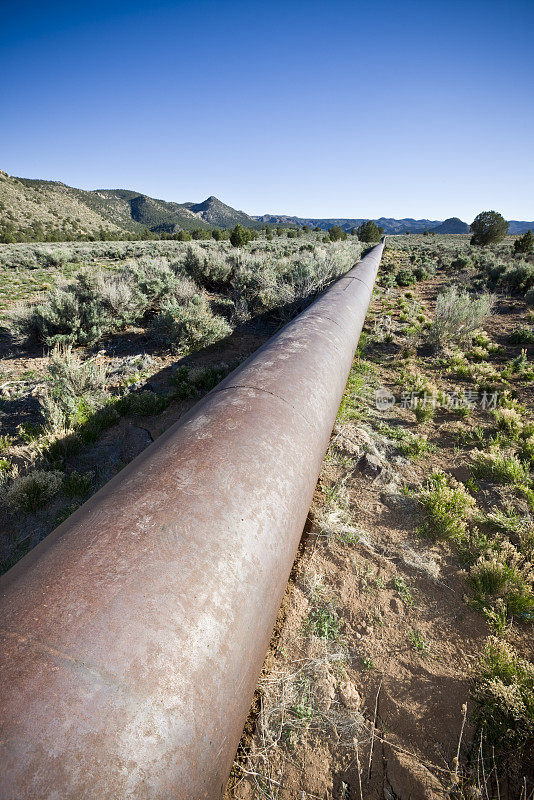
395,268,416,286
151,294,232,351
3,470,63,512
183,245,233,289
500,262,534,294
11,238,359,347
41,345,109,432
15,259,199,347
428,286,493,348
16,271,131,345
63,470,92,498
122,390,167,416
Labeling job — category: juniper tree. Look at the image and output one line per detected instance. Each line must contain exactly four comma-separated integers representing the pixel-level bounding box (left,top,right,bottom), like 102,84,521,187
470,211,508,246
514,229,534,254
357,220,381,242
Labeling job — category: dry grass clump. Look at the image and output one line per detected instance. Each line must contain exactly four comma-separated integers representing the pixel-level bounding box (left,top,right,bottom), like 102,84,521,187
468,537,534,621
493,407,523,437
314,499,366,546
472,637,534,764
418,471,476,540
233,646,367,794
471,449,531,487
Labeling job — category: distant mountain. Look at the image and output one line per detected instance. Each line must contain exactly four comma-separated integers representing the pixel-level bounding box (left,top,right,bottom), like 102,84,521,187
508,220,534,235
254,213,534,235
254,214,443,234
254,214,450,234
432,217,470,234
0,170,263,239
1,169,533,240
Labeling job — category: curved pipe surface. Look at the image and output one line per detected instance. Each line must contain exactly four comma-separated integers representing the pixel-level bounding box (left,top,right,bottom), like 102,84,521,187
0,241,384,799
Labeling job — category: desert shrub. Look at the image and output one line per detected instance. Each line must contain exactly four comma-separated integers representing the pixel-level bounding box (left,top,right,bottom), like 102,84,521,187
183,245,232,288
76,404,121,445
128,257,184,309
451,256,472,269
151,294,232,351
395,268,416,286
229,241,357,319
42,250,68,267
16,271,133,346
378,271,397,288
14,256,198,346
500,262,534,294
472,637,534,757
62,470,92,498
2,470,63,512
412,265,429,280
172,364,229,398
509,325,534,345
122,390,167,416
484,261,508,285
428,286,493,349
418,471,476,540
41,345,109,432
471,449,531,486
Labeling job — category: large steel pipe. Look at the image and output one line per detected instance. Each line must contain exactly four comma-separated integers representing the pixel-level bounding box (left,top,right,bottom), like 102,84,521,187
0,240,384,799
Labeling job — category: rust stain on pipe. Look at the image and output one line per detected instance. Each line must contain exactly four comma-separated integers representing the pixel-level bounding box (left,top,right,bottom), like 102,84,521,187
0,241,385,799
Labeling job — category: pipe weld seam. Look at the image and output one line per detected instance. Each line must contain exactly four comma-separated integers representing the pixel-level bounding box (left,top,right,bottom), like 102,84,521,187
210,383,330,430
340,274,375,292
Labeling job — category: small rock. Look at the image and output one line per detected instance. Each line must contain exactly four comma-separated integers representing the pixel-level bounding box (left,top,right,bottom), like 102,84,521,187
339,680,362,709
315,677,336,712
359,452,384,475
389,597,404,615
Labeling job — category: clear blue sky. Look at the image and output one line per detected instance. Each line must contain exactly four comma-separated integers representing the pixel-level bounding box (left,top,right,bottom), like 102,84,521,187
1,0,533,221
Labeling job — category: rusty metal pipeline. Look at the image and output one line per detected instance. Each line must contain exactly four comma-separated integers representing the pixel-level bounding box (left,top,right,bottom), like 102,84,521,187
0,240,384,799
